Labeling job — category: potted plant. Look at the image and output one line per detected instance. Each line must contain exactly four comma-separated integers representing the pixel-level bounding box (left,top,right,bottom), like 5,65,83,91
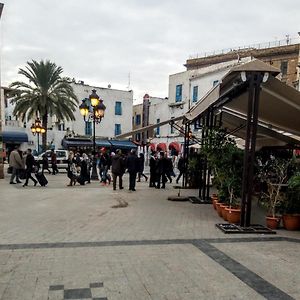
257,157,292,229
202,129,243,223
187,154,202,188
283,173,300,230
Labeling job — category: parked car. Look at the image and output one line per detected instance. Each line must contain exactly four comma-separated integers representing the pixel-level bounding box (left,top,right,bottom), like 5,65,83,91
36,150,69,170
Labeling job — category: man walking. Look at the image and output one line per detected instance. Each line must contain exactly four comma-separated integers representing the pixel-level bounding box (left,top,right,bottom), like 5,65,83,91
126,149,139,191
149,152,158,187
137,153,148,182
176,154,185,184
23,149,38,187
9,145,24,184
51,150,58,175
157,152,168,189
111,149,125,190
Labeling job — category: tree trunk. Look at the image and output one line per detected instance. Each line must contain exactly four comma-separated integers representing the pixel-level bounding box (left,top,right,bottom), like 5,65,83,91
42,113,48,152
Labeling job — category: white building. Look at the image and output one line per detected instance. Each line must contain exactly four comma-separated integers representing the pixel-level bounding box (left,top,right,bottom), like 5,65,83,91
2,82,133,152
143,57,251,148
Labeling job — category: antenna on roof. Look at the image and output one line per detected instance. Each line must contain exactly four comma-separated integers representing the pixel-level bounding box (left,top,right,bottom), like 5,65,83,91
126,72,131,90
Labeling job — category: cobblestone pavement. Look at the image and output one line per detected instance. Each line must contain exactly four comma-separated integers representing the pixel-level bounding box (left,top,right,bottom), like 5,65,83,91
0,172,299,299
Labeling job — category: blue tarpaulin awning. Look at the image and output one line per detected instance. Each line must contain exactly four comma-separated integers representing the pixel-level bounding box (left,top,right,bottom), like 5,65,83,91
95,140,111,148
1,131,28,143
62,138,93,148
110,140,137,150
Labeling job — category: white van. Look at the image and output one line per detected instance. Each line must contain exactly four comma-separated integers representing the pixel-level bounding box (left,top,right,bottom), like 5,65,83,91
36,150,69,169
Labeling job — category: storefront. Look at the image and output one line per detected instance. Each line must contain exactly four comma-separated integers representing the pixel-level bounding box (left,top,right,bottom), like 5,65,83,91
0,131,29,162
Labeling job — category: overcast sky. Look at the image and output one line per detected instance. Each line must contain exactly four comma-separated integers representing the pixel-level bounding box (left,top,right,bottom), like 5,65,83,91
1,0,299,102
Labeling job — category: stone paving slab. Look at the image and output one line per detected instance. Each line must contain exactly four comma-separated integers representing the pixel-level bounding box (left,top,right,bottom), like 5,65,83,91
0,244,265,300
213,240,300,300
1,171,300,299
0,173,232,244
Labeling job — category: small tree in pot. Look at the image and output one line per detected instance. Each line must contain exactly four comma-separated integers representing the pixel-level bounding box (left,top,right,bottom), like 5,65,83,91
283,173,300,230
257,157,292,229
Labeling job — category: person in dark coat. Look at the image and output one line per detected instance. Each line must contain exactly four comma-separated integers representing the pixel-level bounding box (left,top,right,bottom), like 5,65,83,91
149,152,158,187
41,154,51,174
126,149,139,191
156,152,168,189
51,150,59,175
111,149,125,190
165,155,174,183
176,154,185,184
137,153,148,182
79,153,91,185
23,149,38,187
99,151,111,184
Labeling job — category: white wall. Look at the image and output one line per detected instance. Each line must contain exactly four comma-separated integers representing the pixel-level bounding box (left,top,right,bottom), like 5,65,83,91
148,96,171,139
168,57,251,109
150,58,252,145
65,83,133,140
3,83,133,150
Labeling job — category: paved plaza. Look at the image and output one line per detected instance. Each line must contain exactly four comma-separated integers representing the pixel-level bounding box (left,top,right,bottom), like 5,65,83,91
0,171,299,299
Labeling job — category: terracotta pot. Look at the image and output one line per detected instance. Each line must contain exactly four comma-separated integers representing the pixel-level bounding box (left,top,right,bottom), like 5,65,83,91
282,214,300,231
212,199,218,210
222,206,229,221
220,204,228,220
216,202,223,217
226,207,241,224
266,216,281,229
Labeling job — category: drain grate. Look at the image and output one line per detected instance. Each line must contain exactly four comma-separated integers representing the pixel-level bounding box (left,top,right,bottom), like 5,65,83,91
189,196,212,204
216,223,276,234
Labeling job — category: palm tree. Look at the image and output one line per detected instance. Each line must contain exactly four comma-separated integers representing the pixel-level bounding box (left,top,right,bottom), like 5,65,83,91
9,60,78,151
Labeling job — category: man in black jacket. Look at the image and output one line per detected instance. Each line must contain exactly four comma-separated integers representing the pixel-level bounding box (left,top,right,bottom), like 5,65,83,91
149,152,158,187
176,154,185,184
126,149,139,191
23,149,38,187
111,149,125,190
156,152,168,189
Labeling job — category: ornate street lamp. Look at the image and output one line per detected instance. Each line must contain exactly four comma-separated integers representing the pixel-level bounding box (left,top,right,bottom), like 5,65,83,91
30,118,46,154
79,89,106,180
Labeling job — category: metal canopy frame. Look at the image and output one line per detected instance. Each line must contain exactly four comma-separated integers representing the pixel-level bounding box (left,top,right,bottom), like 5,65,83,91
183,59,300,227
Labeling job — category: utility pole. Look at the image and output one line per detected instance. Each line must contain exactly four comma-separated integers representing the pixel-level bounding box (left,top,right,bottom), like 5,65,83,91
0,3,5,179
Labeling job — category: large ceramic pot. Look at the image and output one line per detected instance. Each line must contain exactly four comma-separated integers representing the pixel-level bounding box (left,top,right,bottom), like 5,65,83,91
266,216,281,229
226,207,241,224
212,199,218,210
282,214,300,231
216,202,223,217
220,204,228,221
212,195,218,210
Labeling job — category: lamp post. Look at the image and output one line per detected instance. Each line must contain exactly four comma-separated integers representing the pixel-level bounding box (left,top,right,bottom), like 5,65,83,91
30,118,46,154
79,89,106,180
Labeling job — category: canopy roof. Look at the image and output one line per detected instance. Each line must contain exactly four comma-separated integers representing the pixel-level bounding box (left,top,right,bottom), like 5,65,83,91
109,140,137,150
1,131,28,143
185,59,300,148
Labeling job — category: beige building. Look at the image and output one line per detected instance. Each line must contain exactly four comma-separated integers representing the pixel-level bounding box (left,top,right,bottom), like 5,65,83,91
186,39,300,90
132,103,143,142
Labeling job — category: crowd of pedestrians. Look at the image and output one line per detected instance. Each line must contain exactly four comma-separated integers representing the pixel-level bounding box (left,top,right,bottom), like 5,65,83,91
8,146,58,187
66,148,185,191
8,145,185,191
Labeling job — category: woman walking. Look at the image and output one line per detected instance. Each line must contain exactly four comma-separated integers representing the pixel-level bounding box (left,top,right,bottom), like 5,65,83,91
67,152,77,186
80,153,91,184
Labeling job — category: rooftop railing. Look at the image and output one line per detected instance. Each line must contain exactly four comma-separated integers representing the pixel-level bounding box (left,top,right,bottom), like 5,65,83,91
188,36,300,60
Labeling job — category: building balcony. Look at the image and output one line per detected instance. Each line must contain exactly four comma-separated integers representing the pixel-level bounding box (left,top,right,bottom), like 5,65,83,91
168,101,186,108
